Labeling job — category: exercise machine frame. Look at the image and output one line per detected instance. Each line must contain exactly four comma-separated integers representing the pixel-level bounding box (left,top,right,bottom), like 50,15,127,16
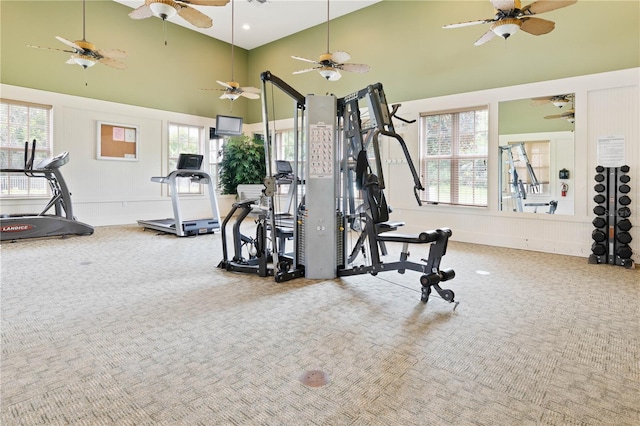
0,140,94,241
218,72,456,305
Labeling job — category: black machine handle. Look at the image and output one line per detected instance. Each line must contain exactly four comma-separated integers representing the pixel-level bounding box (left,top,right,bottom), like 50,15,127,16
24,139,36,170
377,129,424,207
389,104,416,125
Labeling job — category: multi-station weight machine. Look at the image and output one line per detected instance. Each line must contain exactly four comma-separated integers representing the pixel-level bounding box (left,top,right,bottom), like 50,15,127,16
219,72,456,305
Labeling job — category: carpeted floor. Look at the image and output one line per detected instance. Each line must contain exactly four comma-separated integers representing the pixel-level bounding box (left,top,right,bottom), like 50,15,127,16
1,224,639,425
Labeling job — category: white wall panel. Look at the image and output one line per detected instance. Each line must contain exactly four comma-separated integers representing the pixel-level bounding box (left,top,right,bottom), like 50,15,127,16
3,68,638,257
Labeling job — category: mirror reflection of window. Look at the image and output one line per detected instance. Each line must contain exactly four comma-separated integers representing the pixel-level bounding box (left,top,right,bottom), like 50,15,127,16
498,94,575,215
509,140,550,195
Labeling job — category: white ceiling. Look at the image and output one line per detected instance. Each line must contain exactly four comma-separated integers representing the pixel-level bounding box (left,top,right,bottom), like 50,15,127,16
114,0,380,50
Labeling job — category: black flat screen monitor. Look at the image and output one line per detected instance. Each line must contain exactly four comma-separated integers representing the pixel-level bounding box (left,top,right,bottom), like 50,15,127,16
215,115,243,136
276,160,293,175
177,153,203,170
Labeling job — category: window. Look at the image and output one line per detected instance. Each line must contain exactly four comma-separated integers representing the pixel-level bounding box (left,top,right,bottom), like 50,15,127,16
208,134,224,190
419,107,488,207
168,123,203,194
510,140,550,195
0,99,53,197
273,129,304,195
275,130,296,162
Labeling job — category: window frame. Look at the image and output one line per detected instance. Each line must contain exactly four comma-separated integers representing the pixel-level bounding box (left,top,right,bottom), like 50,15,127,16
0,98,54,199
419,105,489,207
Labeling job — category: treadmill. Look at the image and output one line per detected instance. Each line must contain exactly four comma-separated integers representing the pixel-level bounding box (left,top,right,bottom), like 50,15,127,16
0,140,94,241
137,154,221,236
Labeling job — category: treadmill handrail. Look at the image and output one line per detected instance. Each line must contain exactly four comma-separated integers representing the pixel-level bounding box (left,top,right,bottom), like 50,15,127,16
151,169,213,184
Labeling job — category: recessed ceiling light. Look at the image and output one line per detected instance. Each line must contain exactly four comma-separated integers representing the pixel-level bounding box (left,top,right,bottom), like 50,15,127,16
242,24,250,30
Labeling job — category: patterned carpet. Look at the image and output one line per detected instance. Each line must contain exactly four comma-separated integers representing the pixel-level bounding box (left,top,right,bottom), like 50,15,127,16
1,225,639,425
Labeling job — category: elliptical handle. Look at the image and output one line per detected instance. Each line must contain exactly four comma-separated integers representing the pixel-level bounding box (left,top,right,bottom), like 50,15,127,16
25,139,36,170
24,141,28,168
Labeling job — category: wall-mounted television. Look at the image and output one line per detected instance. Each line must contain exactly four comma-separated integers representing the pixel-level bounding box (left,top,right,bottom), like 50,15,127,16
215,115,243,136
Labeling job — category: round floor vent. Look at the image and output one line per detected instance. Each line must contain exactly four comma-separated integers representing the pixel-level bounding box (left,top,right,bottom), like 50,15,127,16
299,370,329,387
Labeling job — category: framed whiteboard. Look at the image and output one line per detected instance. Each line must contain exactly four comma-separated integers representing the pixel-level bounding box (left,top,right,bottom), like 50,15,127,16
97,121,139,161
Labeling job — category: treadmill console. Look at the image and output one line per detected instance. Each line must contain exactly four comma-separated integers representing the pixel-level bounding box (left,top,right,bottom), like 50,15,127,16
177,153,203,170
37,152,70,170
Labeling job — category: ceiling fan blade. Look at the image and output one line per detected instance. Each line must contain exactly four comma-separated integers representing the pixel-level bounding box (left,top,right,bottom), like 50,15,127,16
474,29,497,46
240,91,261,100
177,0,229,5
520,17,555,35
522,0,577,15
96,48,127,59
339,63,371,73
544,114,565,120
544,109,574,119
293,67,319,75
490,0,516,12
216,80,233,89
98,57,127,70
56,36,84,52
328,70,342,81
27,44,74,54
531,98,552,106
239,86,261,94
177,4,213,28
443,19,492,29
532,94,572,102
330,51,351,64
129,4,154,19
291,55,319,64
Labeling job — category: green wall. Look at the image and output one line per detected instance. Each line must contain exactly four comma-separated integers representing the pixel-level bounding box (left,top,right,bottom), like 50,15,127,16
2,1,638,123
0,0,250,119
247,0,639,122
499,98,575,135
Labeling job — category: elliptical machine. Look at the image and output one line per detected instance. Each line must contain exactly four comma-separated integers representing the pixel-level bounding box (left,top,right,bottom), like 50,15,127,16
0,140,94,241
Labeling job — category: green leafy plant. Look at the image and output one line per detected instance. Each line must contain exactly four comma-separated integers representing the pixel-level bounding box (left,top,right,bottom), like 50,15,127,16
218,135,266,195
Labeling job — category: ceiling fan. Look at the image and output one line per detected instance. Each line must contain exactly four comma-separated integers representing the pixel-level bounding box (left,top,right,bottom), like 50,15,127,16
202,0,260,100
291,0,370,81
27,0,127,70
443,0,577,46
128,0,229,29
531,93,574,108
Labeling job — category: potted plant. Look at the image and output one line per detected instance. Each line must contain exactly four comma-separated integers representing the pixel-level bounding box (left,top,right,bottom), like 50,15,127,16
218,135,266,196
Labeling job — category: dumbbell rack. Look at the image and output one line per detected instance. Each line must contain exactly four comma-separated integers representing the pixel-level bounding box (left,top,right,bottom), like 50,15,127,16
589,165,634,268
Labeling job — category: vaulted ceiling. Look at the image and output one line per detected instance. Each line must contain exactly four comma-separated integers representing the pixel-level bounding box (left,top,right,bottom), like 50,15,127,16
114,0,380,50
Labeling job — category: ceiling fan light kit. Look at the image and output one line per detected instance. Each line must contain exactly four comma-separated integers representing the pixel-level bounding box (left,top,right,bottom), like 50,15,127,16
490,17,522,39
72,55,97,69
221,92,241,101
149,0,178,20
552,99,570,108
319,67,340,81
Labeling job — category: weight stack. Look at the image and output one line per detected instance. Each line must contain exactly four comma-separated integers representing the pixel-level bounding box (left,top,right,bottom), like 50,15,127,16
589,165,634,268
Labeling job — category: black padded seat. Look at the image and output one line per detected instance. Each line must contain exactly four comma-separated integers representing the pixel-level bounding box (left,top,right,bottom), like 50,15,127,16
377,228,451,244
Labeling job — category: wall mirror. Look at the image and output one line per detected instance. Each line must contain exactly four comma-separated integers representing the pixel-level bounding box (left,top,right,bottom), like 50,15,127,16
498,94,575,215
